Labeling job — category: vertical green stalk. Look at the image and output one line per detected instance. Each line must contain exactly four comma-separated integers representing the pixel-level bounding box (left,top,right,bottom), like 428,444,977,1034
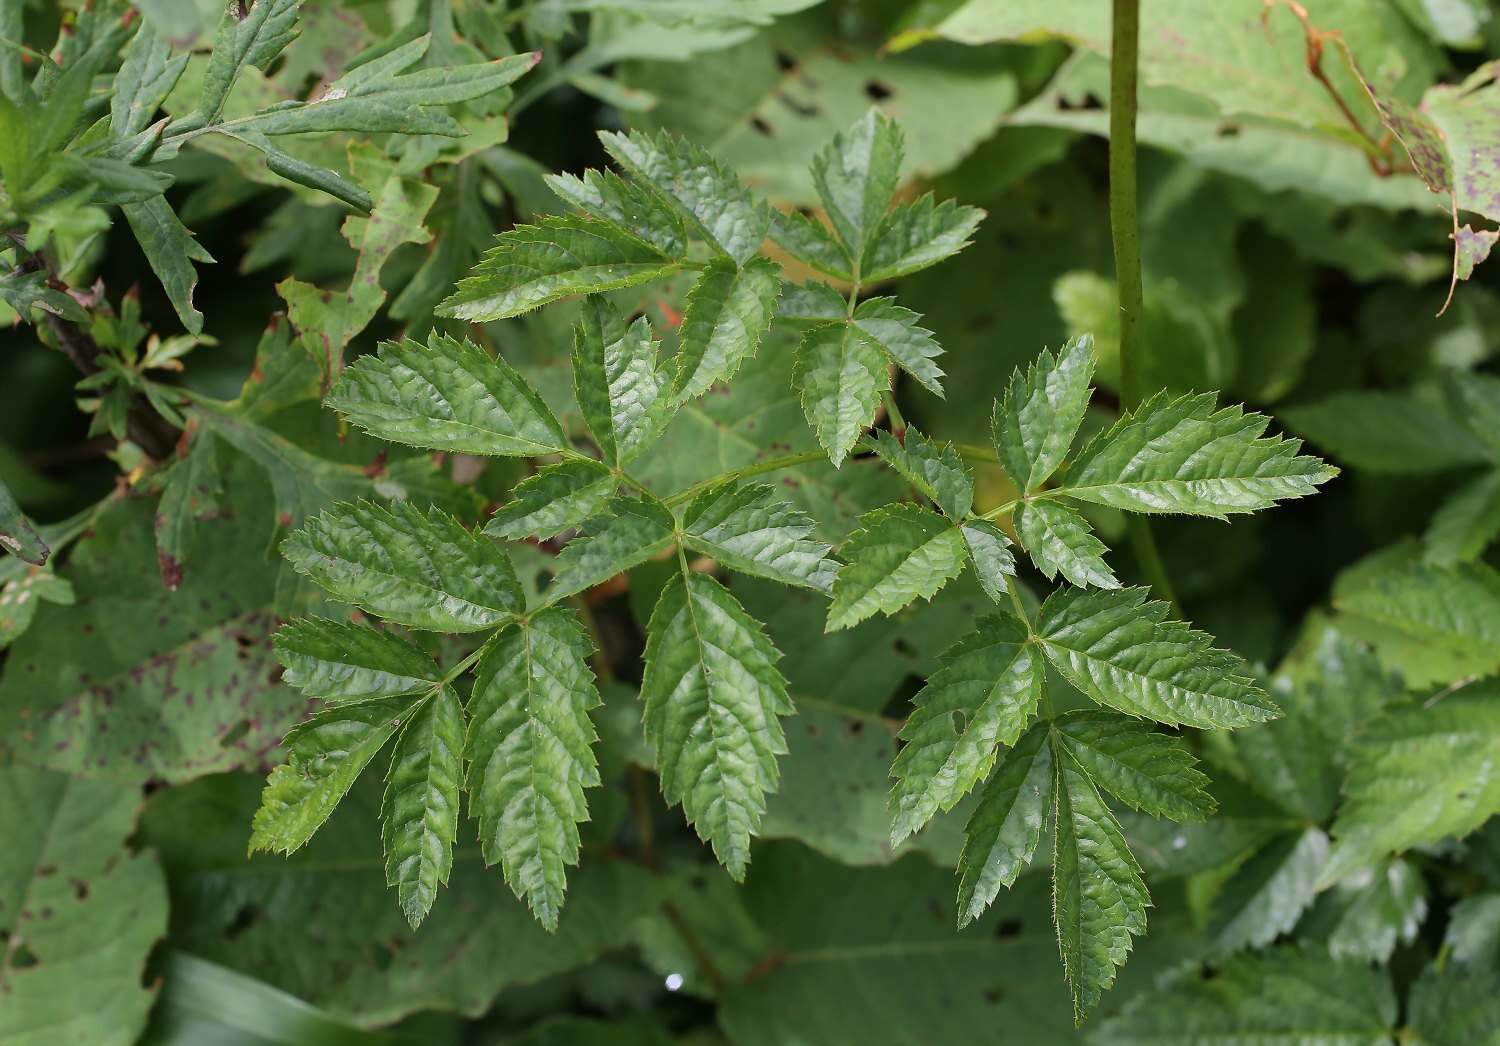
1109,0,1181,615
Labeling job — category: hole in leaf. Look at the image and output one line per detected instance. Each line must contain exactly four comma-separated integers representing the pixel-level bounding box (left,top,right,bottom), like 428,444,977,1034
951,711,967,735
70,878,89,901
864,80,894,101
1216,121,1241,138
774,50,796,72
750,115,774,137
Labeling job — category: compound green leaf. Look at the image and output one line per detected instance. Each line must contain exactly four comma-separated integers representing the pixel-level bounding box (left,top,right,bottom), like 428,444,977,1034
642,572,791,878
860,194,984,283
275,617,440,703
599,128,771,264
573,297,673,466
1322,687,1500,886
546,496,676,601
467,609,601,930
438,215,682,322
1036,586,1279,729
811,109,903,257
955,722,1053,927
484,459,617,541
382,684,463,928
1014,499,1120,590
826,504,967,632
1095,947,1396,1045
993,334,1095,493
1208,827,1330,954
110,21,188,138
250,696,410,855
890,613,1042,845
1060,392,1337,518
545,167,689,258
326,334,566,457
1051,741,1149,1022
674,259,781,401
794,321,890,468
851,297,946,398
1053,710,1215,823
680,482,836,592
283,501,522,632
960,520,1017,605
866,429,972,520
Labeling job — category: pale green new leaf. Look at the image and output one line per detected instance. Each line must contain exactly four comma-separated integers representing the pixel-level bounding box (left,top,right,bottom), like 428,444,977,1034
283,501,522,632
1014,499,1120,590
438,215,683,322
1095,947,1397,1045
1052,742,1149,1022
327,334,567,457
484,459,617,541
599,128,770,264
867,429,972,520
955,722,1053,928
680,482,836,592
382,685,463,928
467,609,601,930
545,496,676,601
250,696,409,855
890,613,1042,845
1425,470,1500,565
811,109,903,256
1060,392,1337,517
860,193,985,283
546,167,689,258
1053,710,1214,823
1036,586,1279,728
275,617,440,703
674,259,781,401
573,297,673,465
1322,687,1500,886
1208,827,1330,954
794,321,890,468
642,572,792,878
851,298,946,398
961,520,1017,605
994,335,1095,493
826,504,967,632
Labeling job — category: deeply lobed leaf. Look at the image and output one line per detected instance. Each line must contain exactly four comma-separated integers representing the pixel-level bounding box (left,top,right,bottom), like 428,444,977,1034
1060,392,1337,518
642,572,792,879
283,501,522,632
467,609,601,930
327,333,567,457
826,504,967,632
438,215,682,322
889,613,1042,845
1035,586,1278,728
